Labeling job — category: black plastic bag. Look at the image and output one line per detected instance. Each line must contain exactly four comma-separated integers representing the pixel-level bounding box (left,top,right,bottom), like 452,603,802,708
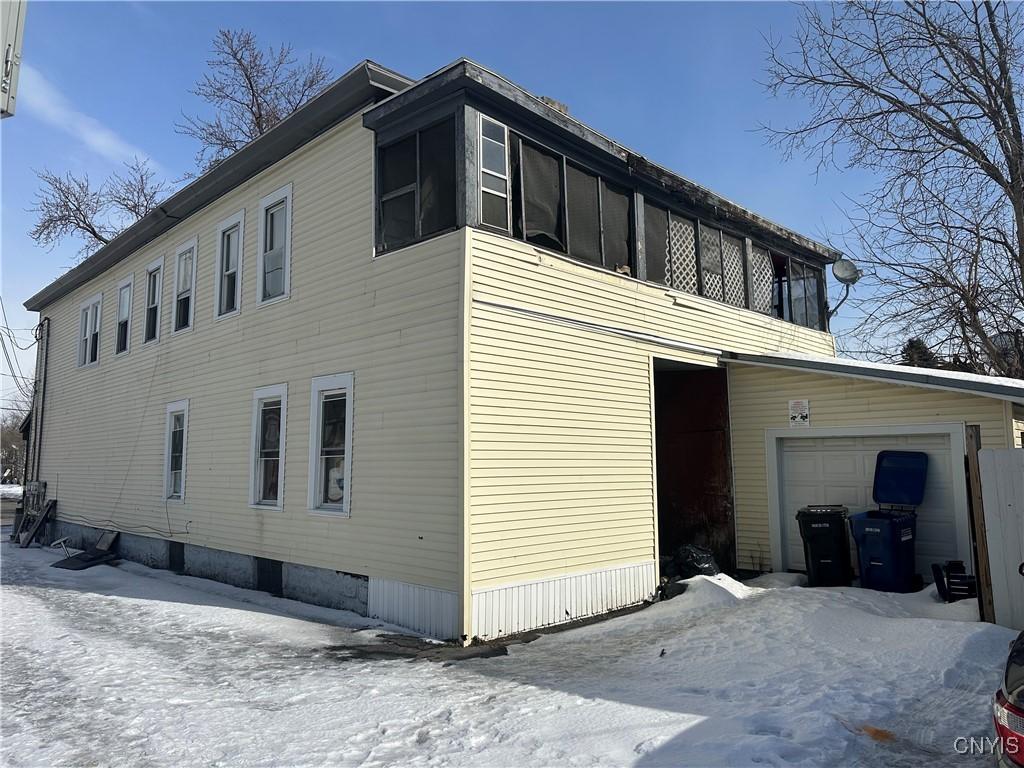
670,544,720,580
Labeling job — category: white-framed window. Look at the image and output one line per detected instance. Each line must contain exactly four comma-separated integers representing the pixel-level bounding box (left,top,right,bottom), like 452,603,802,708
479,115,510,231
250,383,287,509
77,293,102,367
257,184,292,305
215,210,244,318
307,372,353,515
173,237,198,332
143,256,163,344
115,275,133,355
164,399,189,501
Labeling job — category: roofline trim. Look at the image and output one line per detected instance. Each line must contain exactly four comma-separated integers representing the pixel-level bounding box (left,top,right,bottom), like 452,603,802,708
722,351,1024,404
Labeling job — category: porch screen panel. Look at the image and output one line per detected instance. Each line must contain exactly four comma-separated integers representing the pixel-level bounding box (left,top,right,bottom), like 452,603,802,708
601,180,633,271
722,233,746,307
804,265,822,330
566,163,602,265
699,223,724,301
749,244,773,314
668,214,698,294
790,260,808,327
644,201,669,286
520,140,565,251
418,118,456,237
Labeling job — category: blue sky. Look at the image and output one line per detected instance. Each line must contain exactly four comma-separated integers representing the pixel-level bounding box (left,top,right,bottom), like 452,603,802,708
1,1,875,399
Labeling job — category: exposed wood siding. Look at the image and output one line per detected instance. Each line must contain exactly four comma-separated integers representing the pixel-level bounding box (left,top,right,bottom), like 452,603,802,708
35,115,463,592
466,230,836,591
727,363,1011,572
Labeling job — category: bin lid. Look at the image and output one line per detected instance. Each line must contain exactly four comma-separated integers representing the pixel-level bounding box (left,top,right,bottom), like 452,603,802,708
872,450,928,506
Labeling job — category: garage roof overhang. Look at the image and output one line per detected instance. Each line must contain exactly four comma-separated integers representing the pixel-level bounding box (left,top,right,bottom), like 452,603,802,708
721,350,1024,405
24,61,413,313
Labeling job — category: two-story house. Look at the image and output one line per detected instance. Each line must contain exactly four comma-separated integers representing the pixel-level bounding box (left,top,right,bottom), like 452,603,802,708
22,59,1024,641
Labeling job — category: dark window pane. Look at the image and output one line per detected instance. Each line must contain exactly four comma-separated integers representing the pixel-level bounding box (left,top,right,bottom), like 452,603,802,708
566,164,601,265
260,460,279,502
602,181,633,272
772,254,791,321
419,119,456,237
221,273,237,314
790,260,807,327
321,394,347,452
380,135,416,195
644,202,669,286
89,332,98,363
520,140,565,251
380,192,415,249
482,139,506,175
117,320,128,353
482,118,505,143
260,403,281,452
145,306,157,341
482,192,509,230
175,296,190,330
322,456,344,504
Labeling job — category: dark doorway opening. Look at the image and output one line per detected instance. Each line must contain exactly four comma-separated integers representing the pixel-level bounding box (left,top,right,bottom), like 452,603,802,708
654,362,736,573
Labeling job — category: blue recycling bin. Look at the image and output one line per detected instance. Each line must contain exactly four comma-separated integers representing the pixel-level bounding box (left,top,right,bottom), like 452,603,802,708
848,450,928,593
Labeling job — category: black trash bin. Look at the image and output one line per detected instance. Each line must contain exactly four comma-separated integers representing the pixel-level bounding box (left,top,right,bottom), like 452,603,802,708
796,505,852,587
848,450,928,593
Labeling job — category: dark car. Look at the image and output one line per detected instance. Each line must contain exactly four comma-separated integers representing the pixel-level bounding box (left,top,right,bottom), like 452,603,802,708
995,631,1024,767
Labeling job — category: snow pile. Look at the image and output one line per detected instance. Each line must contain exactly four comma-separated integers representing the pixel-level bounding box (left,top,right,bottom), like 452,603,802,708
1,544,1014,767
0,485,23,501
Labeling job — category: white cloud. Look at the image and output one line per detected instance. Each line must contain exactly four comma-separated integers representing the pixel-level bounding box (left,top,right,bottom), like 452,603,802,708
19,64,161,171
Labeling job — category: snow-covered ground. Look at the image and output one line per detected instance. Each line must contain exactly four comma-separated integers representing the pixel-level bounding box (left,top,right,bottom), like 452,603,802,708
0,485,23,501
1,542,1015,767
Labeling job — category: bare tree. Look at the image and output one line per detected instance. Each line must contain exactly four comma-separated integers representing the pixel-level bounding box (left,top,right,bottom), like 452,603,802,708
30,157,166,261
176,28,332,172
1,391,30,484
765,1,1024,377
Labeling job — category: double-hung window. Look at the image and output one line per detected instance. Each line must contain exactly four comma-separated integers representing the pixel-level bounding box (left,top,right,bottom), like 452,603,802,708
250,384,287,508
216,210,244,318
115,276,132,355
258,185,291,304
164,399,189,501
77,294,102,367
173,238,197,332
307,373,353,515
480,116,510,230
143,256,163,343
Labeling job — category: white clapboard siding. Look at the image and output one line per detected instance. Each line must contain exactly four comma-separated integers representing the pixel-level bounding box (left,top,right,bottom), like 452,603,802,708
471,560,657,640
980,449,1024,630
368,578,461,639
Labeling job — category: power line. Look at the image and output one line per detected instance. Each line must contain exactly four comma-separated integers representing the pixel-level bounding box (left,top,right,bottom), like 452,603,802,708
0,336,31,399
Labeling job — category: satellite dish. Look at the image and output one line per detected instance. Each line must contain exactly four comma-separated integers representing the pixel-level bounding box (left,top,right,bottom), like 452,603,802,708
832,259,862,286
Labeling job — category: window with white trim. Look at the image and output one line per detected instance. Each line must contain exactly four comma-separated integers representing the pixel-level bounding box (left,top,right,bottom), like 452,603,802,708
480,116,510,231
216,210,244,317
115,276,132,355
307,373,353,514
257,185,291,303
251,384,286,508
164,399,189,500
77,294,102,367
143,257,163,343
173,238,197,332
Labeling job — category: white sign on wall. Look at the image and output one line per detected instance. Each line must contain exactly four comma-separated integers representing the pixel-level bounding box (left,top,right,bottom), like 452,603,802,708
789,399,810,428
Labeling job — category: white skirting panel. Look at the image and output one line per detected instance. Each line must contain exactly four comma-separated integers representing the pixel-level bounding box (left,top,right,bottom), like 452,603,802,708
471,560,657,640
367,578,460,640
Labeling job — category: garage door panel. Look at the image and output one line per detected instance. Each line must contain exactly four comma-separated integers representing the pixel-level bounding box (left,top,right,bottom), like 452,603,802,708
780,432,967,580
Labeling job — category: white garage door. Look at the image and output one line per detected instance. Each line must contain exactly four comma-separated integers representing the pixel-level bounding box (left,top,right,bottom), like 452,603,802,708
780,432,971,579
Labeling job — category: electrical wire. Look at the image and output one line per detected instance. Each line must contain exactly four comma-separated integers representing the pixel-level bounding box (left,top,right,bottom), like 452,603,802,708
0,336,32,399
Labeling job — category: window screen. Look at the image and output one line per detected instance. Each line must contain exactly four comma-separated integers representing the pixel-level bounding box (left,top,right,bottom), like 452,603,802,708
419,118,456,237
804,265,822,330
601,181,633,272
699,224,724,301
790,260,807,327
520,140,565,251
566,163,601,265
644,202,669,286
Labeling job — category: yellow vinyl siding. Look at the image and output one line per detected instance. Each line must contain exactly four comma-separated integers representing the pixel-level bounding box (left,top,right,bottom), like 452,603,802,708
466,230,836,590
726,363,1012,571
35,114,463,592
